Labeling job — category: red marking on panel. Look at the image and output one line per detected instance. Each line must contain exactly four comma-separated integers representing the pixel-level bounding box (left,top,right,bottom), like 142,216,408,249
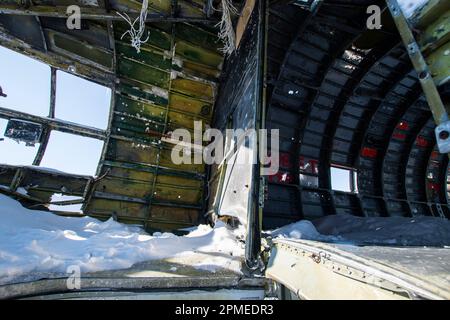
361,147,378,158
308,159,318,174
427,182,440,191
393,132,406,140
431,151,440,159
268,173,278,183
299,157,319,175
416,136,429,147
279,152,292,169
268,172,293,184
396,121,409,130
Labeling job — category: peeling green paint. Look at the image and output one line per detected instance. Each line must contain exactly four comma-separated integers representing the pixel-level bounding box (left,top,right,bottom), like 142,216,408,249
118,57,170,88
52,33,113,69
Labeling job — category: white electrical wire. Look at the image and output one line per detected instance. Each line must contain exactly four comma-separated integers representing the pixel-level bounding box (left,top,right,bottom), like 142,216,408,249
117,0,150,53
117,0,236,55
216,0,237,55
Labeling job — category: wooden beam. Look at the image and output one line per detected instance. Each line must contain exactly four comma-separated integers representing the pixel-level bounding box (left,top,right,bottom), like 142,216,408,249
235,0,256,49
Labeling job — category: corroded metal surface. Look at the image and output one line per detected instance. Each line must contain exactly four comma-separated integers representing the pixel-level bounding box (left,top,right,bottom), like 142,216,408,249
0,0,226,231
84,21,223,230
0,164,91,210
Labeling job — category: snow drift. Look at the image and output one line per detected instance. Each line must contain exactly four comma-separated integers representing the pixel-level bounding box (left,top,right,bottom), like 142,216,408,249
0,194,244,285
271,214,450,247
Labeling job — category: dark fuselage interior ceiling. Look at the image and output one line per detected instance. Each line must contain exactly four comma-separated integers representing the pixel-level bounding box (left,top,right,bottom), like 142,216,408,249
262,0,449,229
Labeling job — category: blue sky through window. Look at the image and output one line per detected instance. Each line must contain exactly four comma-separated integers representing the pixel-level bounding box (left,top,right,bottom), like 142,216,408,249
0,46,50,116
40,131,104,176
55,70,111,130
0,46,110,177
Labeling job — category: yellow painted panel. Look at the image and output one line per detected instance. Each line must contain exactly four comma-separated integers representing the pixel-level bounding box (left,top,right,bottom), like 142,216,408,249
171,77,215,102
106,166,155,182
175,40,223,68
153,184,202,204
170,92,213,117
167,109,209,131
158,148,205,173
150,205,200,224
177,0,205,18
182,60,222,79
115,0,171,14
97,177,153,199
87,199,147,219
156,175,203,188
112,139,159,164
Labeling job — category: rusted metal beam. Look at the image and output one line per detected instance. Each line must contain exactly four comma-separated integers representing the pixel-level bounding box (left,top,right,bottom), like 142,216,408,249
34,16,48,52
0,185,43,203
98,0,116,69
33,68,57,166
0,4,217,23
45,198,85,206
32,128,50,166
48,67,57,118
0,106,106,140
9,168,25,192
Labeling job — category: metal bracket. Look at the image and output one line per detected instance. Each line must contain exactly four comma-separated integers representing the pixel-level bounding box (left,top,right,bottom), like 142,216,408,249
435,202,446,218
386,0,449,154
435,121,450,153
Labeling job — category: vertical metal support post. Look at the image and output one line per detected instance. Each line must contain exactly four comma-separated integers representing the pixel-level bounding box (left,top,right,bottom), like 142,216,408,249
386,0,450,154
245,0,267,270
32,67,57,166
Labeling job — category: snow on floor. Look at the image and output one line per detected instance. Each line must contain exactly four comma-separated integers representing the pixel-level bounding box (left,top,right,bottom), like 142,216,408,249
270,220,340,242
270,214,450,247
0,194,244,285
